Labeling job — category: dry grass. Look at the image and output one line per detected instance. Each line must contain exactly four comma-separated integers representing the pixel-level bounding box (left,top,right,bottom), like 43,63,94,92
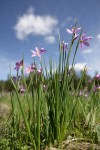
46,139,100,150
0,103,10,119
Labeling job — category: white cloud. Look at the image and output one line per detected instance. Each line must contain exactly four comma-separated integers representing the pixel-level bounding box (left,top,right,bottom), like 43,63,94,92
74,63,87,71
14,7,58,40
97,34,100,41
44,35,56,44
83,48,92,54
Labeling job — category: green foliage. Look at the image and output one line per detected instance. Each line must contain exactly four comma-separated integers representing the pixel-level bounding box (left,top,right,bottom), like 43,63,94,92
0,22,100,149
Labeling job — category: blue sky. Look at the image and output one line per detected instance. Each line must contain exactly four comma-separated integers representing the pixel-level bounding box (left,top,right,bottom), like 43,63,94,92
0,0,100,80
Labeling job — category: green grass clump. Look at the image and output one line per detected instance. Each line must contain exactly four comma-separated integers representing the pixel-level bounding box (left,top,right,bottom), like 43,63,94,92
0,21,100,150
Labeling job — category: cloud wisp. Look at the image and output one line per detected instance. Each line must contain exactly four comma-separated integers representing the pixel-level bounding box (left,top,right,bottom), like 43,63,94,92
97,34,100,42
14,7,58,44
82,48,92,54
73,63,87,71
44,35,56,44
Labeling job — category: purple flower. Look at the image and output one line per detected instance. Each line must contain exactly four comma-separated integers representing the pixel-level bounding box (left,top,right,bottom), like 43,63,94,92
18,82,25,93
26,66,33,74
26,64,36,75
79,90,83,96
31,64,36,70
37,68,43,75
14,60,23,71
20,85,25,93
31,47,46,58
94,74,100,80
80,33,93,49
18,85,25,93
66,27,82,40
13,76,21,82
61,41,68,51
94,86,100,91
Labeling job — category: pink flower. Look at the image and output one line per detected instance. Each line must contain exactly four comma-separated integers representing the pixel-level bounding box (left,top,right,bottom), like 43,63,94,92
37,68,43,75
26,66,33,74
31,47,46,58
94,86,100,91
79,90,83,96
94,74,100,80
14,60,23,71
31,64,36,70
26,64,36,74
66,27,82,40
20,85,25,93
80,33,93,49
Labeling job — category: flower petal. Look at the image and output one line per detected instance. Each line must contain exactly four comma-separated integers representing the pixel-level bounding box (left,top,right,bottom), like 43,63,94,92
83,41,90,46
76,27,82,32
80,42,84,49
83,36,93,41
31,50,37,57
66,29,73,34
40,48,46,54
81,33,86,40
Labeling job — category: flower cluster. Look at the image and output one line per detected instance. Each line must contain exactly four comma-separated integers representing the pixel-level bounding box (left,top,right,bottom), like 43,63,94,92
25,46,46,75
25,64,43,75
66,26,93,49
14,46,46,93
13,23,93,95
25,64,36,75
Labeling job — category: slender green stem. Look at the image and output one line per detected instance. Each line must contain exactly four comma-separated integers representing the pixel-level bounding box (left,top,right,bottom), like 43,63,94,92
11,78,36,149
